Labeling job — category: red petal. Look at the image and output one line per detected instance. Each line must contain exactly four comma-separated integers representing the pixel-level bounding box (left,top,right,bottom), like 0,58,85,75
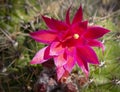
30,30,57,44
84,26,110,39
65,7,71,25
88,39,105,52
76,55,89,77
30,46,51,64
54,51,67,67
56,66,65,80
42,15,68,31
72,21,88,36
72,36,87,47
78,21,88,29
77,46,99,64
72,5,83,24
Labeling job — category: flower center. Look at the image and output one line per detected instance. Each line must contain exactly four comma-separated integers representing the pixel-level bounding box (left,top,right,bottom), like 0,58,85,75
73,34,79,39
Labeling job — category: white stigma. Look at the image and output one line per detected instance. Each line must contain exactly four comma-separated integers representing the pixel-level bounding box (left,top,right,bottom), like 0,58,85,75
73,34,79,39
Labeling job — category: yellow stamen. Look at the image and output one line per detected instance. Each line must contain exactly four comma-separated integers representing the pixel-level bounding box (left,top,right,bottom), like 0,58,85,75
73,34,79,39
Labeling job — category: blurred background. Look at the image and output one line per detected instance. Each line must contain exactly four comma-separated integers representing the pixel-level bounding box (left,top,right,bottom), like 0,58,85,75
0,0,120,92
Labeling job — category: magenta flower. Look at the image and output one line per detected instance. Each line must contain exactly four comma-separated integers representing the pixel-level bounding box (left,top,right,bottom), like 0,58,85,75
30,5,110,80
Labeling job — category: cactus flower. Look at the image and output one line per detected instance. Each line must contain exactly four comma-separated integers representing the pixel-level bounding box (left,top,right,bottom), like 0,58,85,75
30,5,110,80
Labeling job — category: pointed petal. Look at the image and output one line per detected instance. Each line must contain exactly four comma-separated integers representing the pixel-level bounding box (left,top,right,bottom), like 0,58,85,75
50,42,64,56
77,46,99,64
30,30,57,44
30,46,51,64
84,26,110,39
56,66,65,80
64,55,75,73
78,21,88,29
76,55,89,77
64,47,76,72
72,21,88,36
54,51,67,67
88,39,105,52
72,5,83,24
65,7,71,25
42,15,68,31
